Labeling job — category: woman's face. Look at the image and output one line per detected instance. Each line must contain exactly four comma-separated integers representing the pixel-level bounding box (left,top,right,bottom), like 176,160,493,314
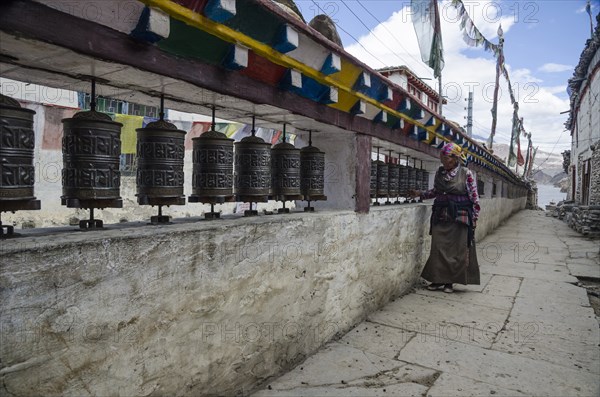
440,153,458,170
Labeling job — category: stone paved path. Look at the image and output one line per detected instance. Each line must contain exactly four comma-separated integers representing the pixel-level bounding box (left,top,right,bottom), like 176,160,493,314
252,210,600,397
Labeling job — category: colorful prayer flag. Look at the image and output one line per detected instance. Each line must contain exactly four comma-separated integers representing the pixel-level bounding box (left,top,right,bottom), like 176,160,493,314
451,0,501,56
507,105,520,167
411,0,444,78
115,114,144,154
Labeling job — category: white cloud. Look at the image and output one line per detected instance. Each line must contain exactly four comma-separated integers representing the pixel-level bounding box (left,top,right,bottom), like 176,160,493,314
545,85,569,95
538,63,574,73
575,3,595,14
343,0,571,154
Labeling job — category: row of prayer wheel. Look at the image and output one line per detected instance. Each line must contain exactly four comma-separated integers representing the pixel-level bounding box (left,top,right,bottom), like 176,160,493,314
187,118,327,217
1,88,327,233
370,158,429,203
64,111,326,225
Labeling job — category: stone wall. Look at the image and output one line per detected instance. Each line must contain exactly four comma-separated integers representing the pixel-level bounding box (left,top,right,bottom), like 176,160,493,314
567,205,600,236
576,156,583,203
0,196,525,396
526,183,539,210
591,141,600,205
476,196,527,241
1,207,430,396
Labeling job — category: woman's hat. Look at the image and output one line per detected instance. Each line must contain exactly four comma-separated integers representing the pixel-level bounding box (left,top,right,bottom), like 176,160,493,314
441,142,468,165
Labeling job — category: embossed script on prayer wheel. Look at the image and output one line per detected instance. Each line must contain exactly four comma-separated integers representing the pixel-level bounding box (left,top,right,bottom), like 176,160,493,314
189,128,234,203
0,95,37,202
136,119,186,206
271,141,302,200
234,135,271,202
61,110,123,208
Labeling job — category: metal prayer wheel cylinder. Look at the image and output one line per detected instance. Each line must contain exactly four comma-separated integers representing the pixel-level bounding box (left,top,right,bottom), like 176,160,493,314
370,160,377,198
61,110,123,208
189,129,234,203
271,141,302,200
375,160,388,197
136,120,186,205
415,169,423,192
387,163,400,197
300,145,326,200
421,170,429,191
398,165,409,196
0,95,41,215
407,166,417,191
234,135,271,202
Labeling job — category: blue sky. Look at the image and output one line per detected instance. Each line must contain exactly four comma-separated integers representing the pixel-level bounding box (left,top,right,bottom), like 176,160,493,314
294,0,599,153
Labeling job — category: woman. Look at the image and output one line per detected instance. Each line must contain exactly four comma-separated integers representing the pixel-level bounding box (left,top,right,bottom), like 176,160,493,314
410,142,481,293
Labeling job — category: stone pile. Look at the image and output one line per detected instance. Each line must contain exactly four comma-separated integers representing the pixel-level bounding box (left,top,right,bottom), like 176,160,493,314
550,201,575,220
569,205,600,236
545,202,557,216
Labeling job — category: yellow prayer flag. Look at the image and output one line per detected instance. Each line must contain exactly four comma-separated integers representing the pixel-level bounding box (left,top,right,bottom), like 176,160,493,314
115,114,144,154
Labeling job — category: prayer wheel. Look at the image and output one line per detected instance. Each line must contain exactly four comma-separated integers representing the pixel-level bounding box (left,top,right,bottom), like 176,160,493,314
375,160,388,198
398,164,409,199
387,161,400,203
0,94,41,237
136,115,186,223
300,131,326,212
370,160,377,199
421,169,429,191
417,160,428,203
407,164,417,191
136,119,185,204
61,97,123,229
189,129,234,199
415,168,423,193
189,109,234,219
234,118,271,215
271,127,302,213
406,158,418,203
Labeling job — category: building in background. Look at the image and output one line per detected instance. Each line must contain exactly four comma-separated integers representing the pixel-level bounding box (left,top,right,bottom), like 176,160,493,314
566,13,600,206
378,65,446,114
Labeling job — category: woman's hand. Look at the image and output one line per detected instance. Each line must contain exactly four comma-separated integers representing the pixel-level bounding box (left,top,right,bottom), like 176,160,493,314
408,189,421,198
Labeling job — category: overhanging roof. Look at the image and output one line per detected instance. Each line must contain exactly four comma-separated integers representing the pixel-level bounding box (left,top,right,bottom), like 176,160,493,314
0,0,522,182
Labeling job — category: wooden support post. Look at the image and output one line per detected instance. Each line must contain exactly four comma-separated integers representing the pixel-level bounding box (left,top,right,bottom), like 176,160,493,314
355,134,372,214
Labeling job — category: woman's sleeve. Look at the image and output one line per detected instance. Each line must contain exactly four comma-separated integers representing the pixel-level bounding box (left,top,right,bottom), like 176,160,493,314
465,169,480,221
421,188,437,200
421,171,438,199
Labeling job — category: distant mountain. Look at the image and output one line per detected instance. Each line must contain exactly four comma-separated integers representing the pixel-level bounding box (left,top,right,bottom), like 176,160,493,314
531,148,566,177
549,172,567,184
531,170,567,187
532,169,553,184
